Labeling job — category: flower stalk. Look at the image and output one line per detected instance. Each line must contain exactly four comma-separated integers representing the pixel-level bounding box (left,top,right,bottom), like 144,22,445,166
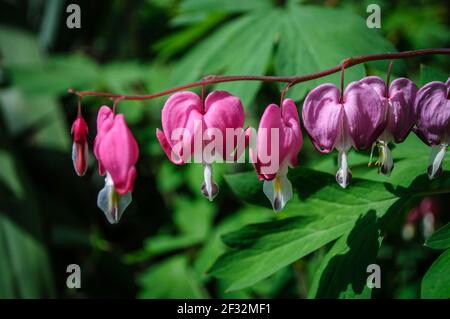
68,48,450,102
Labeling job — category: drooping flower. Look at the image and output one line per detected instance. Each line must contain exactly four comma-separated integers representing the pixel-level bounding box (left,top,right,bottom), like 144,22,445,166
248,99,302,212
156,91,245,201
71,113,89,176
402,197,440,240
302,81,387,188
402,206,420,240
413,78,450,179
420,197,441,238
360,76,417,176
94,106,139,224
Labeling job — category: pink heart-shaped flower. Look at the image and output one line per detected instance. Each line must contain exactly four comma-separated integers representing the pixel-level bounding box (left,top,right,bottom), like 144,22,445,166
156,91,245,164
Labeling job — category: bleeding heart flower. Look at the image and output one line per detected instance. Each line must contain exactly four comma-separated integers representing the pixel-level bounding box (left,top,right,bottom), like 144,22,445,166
94,106,139,224
420,197,441,238
402,206,420,240
302,81,387,188
156,91,245,201
413,78,450,179
71,114,89,176
360,76,417,176
402,197,441,240
248,99,302,212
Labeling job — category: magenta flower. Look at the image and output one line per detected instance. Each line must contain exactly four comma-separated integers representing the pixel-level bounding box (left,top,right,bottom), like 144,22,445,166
249,99,302,212
414,78,450,179
94,106,139,224
360,76,417,176
71,114,89,176
302,81,387,188
156,91,245,201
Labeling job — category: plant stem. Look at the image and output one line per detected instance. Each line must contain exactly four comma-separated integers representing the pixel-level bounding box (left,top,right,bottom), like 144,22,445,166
68,48,450,102
385,60,394,97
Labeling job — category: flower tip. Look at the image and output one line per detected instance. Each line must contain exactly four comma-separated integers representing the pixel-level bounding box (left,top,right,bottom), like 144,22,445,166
380,163,393,177
427,144,447,179
97,174,132,224
263,175,292,213
201,182,219,202
402,223,415,241
336,169,352,189
273,197,282,213
427,165,443,180
201,164,219,201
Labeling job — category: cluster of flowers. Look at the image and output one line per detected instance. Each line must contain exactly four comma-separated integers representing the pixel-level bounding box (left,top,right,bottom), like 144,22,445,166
71,76,449,223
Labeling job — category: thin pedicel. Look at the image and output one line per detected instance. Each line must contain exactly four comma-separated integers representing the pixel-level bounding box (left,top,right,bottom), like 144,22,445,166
68,48,450,102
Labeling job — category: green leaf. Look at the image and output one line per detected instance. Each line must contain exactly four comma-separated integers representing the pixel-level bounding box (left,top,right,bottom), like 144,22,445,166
276,5,402,100
173,0,273,26
0,216,55,298
0,26,43,67
420,64,448,86
172,10,281,107
421,249,450,299
194,206,271,275
0,122,55,298
308,210,386,298
0,89,70,150
9,54,99,96
384,7,450,49
156,162,184,193
155,13,227,59
209,169,395,291
425,223,450,250
179,0,273,16
174,197,217,238
124,198,216,264
137,255,208,298
124,234,203,264
211,167,450,291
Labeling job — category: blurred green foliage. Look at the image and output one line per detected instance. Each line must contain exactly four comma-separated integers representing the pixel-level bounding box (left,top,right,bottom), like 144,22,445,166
0,0,448,298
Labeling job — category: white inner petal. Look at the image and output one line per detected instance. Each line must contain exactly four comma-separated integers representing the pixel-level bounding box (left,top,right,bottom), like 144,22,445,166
263,171,293,212
201,164,219,201
428,144,448,179
379,141,394,176
422,213,435,238
97,172,132,224
336,150,351,188
71,142,78,174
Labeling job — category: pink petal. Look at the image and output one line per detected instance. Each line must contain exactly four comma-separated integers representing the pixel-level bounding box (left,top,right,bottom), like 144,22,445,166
71,115,89,176
387,78,417,143
359,76,387,98
406,206,421,224
255,100,302,180
257,104,282,180
414,81,450,145
71,116,89,143
419,197,440,218
97,114,139,194
160,92,204,163
343,81,387,150
203,91,245,161
94,106,115,175
156,128,184,165
302,83,343,153
281,99,303,167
